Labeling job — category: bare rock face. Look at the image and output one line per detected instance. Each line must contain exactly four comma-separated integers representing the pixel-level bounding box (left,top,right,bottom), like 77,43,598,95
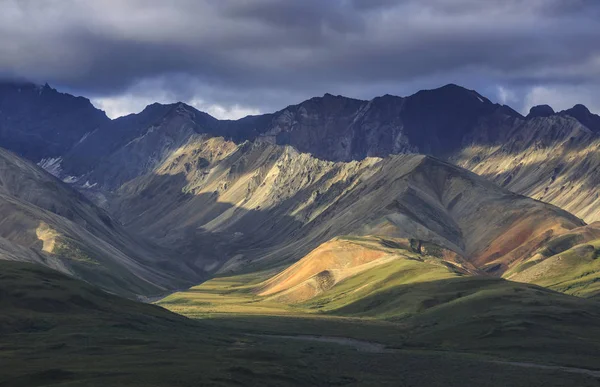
59,102,219,190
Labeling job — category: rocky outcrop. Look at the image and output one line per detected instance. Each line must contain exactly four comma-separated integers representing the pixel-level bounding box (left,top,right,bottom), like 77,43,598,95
526,105,555,119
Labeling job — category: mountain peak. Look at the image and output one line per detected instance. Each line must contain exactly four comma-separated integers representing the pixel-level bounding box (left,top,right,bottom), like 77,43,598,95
567,103,591,115
0,80,109,161
526,104,555,119
560,104,600,133
319,92,354,101
439,83,468,91
412,83,490,104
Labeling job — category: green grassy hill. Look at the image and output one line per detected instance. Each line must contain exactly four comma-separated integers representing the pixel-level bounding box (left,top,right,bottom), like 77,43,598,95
159,244,600,370
507,238,600,298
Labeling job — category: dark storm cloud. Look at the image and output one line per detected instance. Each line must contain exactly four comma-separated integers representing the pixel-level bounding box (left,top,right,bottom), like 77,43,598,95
224,0,365,33
1,0,599,117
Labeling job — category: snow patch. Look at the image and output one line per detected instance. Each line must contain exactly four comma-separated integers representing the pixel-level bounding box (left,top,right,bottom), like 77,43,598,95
76,131,92,145
38,157,63,177
63,176,80,184
124,125,158,147
81,180,97,189
477,96,484,103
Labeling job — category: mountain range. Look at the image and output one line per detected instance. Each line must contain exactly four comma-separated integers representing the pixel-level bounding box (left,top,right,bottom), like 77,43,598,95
1,81,600,294
3,81,596,220
2,80,600,385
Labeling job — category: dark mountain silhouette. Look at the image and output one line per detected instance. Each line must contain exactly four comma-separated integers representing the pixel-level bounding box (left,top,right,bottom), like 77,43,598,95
0,82,109,161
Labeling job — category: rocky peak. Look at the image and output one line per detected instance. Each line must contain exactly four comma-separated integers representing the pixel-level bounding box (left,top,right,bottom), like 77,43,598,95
0,81,109,161
526,105,555,119
560,104,600,133
412,84,490,103
570,104,591,114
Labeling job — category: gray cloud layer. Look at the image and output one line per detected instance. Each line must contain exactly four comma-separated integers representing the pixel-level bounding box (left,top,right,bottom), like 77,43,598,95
1,0,599,117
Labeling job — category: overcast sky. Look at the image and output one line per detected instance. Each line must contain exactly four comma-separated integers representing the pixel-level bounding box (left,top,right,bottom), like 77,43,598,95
1,0,599,119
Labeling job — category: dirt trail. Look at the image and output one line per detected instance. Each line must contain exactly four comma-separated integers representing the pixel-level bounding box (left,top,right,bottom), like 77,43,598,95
252,334,600,378
492,361,600,378
249,334,393,353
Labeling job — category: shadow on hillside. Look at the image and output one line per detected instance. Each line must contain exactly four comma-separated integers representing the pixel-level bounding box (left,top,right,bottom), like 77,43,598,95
111,172,329,277
202,276,600,366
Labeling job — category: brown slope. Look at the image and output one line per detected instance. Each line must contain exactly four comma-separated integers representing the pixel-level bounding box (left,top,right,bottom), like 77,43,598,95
256,235,470,303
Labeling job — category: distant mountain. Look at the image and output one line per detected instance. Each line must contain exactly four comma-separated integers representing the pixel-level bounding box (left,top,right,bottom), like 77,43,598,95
23,84,508,191
237,84,514,160
55,84,514,188
526,103,600,133
35,83,597,225
526,104,555,119
559,104,600,133
0,82,109,161
2,80,599,222
59,102,219,186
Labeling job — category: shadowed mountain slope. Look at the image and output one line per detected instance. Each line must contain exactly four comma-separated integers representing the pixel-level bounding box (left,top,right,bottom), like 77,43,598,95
559,104,600,133
0,147,196,297
0,261,194,334
0,82,109,161
59,102,220,188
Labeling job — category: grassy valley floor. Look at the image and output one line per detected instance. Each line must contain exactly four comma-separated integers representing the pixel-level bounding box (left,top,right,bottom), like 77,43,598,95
2,261,600,386
158,261,600,372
